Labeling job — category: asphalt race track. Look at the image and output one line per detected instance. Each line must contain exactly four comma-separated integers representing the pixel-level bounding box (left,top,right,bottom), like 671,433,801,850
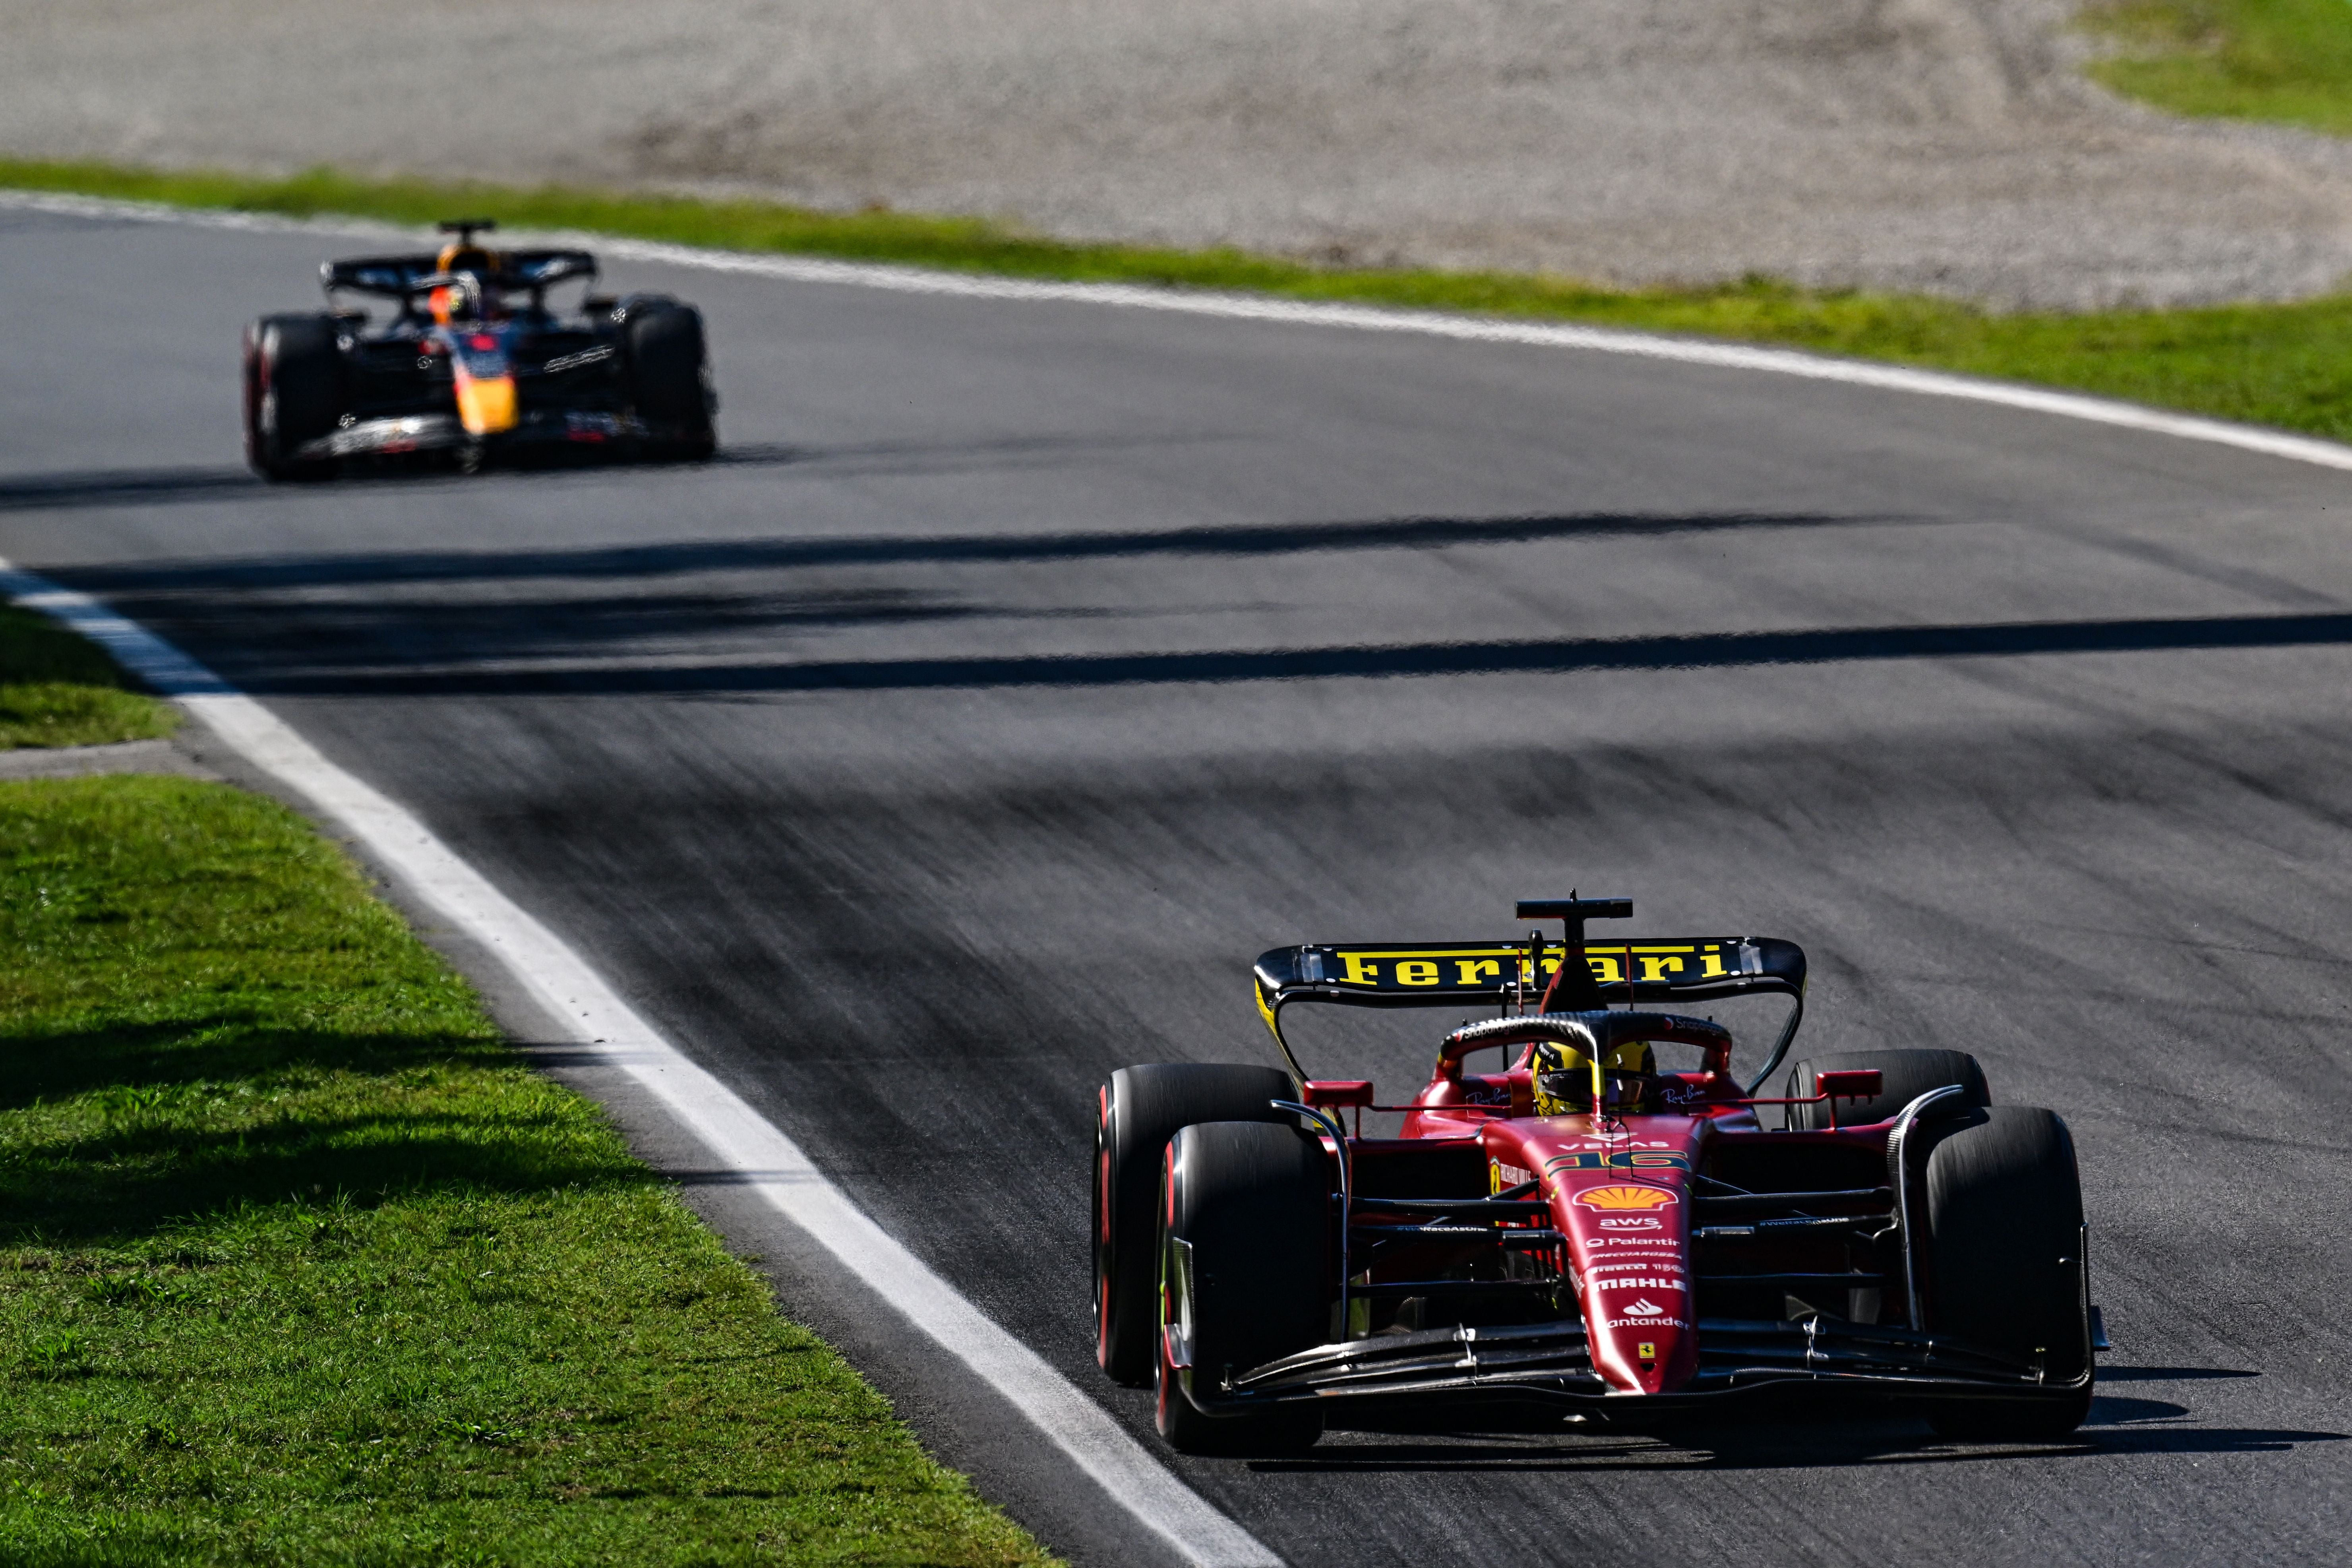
5,201,2349,1566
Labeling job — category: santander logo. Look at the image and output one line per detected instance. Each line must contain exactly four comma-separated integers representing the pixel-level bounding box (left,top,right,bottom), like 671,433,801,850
1624,1297,1665,1316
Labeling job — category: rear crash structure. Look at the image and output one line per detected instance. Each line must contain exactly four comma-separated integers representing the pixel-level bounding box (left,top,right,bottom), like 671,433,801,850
1095,898,2101,1455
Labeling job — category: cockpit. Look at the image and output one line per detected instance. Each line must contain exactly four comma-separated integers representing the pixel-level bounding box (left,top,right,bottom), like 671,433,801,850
428,225,504,324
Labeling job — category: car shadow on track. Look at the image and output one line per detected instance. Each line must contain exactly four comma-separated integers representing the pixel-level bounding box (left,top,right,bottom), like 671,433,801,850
1258,1382,2345,1473
1258,1426,2348,1473
2091,1364,2261,1383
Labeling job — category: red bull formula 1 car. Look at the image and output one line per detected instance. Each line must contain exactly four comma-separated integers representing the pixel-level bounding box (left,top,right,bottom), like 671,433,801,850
1094,897,2102,1454
241,220,715,479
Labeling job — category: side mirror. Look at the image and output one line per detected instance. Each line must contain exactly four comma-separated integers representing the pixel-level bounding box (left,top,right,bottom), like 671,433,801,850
1302,1080,1374,1109
1810,1069,1884,1130
1815,1069,1884,1102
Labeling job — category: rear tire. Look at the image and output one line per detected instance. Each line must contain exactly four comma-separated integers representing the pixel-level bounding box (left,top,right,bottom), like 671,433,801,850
1154,1121,1328,1456
1921,1105,2093,1440
622,299,716,460
1783,1047,1989,1130
242,314,344,481
1096,1063,1295,1384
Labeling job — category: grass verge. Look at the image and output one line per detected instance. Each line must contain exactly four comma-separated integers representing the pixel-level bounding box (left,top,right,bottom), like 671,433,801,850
0,774,1053,1566
0,600,178,750
10,158,2352,443
2082,0,2352,137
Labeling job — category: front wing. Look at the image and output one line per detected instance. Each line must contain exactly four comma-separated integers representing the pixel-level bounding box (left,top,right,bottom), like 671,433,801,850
294,407,681,462
1176,1317,2092,1425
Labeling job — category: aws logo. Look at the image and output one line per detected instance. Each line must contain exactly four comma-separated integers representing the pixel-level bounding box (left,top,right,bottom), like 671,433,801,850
1572,1185,1678,1212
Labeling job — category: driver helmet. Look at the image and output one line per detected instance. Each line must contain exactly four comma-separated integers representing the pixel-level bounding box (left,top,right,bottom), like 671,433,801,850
429,241,500,324
436,238,497,278
1530,1037,1656,1115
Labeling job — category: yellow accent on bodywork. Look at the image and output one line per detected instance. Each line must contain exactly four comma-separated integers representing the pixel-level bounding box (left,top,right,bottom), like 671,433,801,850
454,373,517,435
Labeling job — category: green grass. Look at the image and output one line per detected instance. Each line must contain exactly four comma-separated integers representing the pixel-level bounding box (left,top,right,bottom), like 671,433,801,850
0,775,1054,1567
12,158,2352,443
2083,0,2352,137
0,600,178,750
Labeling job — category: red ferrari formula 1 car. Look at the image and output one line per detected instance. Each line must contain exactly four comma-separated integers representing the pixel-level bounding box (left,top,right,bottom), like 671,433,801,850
241,219,715,479
1094,897,2102,1454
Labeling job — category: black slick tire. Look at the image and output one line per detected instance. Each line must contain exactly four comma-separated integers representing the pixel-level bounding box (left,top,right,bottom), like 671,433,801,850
1920,1105,2093,1440
1783,1047,1990,1130
1154,1121,1329,1456
1095,1063,1295,1384
242,314,345,481
621,299,716,460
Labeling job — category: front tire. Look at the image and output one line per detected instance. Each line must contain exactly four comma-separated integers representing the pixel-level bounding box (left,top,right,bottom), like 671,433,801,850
621,299,716,460
1095,1063,1295,1384
1921,1105,2093,1440
242,314,345,481
1154,1121,1328,1456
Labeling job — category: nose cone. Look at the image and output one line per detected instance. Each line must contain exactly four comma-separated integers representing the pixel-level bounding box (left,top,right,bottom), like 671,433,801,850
455,373,518,436
1485,1117,1707,1395
1553,1173,1698,1394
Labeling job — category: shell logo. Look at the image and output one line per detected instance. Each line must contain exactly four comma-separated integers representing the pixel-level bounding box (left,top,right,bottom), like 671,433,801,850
1573,1184,1678,1212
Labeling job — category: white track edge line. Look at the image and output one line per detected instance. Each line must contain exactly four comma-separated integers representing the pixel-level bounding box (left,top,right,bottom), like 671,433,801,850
11,185,2352,476
0,560,1282,1568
